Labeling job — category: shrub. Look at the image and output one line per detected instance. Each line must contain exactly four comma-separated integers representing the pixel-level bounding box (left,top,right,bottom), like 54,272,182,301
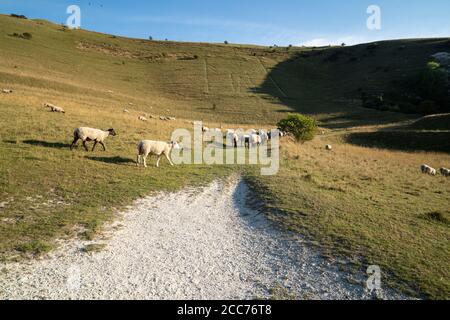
10,13,27,19
413,62,449,112
277,114,317,143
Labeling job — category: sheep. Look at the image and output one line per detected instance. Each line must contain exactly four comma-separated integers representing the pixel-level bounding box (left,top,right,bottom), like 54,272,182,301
138,116,148,121
123,109,130,113
224,129,235,137
2,89,13,93
70,127,117,152
242,135,251,148
136,140,180,168
225,132,239,148
250,133,261,147
202,126,209,132
44,102,65,113
326,145,332,151
258,130,269,144
421,164,437,176
440,167,450,177
429,167,437,176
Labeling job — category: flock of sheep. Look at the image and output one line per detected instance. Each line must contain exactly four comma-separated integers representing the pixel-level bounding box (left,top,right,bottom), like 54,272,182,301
202,126,283,148
4,94,449,174
421,164,450,177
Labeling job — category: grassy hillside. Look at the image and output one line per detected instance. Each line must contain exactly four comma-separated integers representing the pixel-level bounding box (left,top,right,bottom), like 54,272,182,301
0,14,449,299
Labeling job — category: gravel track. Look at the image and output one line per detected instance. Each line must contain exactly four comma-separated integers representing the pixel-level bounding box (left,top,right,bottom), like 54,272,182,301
0,178,406,300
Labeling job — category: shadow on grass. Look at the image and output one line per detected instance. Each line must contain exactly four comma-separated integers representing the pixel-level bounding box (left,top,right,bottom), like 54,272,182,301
87,156,135,165
345,131,450,153
23,140,71,149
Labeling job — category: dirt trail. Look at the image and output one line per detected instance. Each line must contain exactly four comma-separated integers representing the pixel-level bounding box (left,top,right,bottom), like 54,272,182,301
0,178,406,300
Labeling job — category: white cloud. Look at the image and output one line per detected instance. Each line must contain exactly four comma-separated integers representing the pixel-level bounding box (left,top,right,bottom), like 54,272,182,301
300,36,370,47
301,38,329,47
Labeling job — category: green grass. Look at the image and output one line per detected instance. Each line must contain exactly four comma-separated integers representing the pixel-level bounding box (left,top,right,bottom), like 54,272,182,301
0,14,449,299
245,136,450,299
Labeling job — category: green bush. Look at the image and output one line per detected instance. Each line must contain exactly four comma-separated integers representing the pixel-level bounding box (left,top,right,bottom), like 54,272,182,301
277,114,317,143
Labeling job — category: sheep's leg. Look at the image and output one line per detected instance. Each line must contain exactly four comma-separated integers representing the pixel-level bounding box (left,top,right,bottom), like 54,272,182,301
136,155,140,167
99,141,106,151
156,156,161,168
82,141,89,152
92,141,98,152
165,153,174,166
70,138,79,150
143,156,147,168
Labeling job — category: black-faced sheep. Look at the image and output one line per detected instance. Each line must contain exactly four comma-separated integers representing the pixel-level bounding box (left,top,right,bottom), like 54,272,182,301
70,127,117,151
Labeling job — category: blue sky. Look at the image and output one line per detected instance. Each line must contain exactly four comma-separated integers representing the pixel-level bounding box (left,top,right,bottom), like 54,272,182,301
1,0,449,45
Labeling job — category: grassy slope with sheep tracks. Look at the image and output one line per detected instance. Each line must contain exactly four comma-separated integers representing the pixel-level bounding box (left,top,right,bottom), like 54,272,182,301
0,14,449,299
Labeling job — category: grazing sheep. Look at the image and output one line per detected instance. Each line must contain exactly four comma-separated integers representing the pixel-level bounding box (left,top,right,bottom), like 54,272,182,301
136,140,180,168
123,109,130,113
258,130,269,144
250,134,261,147
440,167,450,177
326,145,332,151
138,116,148,121
202,126,209,132
224,129,235,137
2,89,13,93
225,131,239,148
242,135,251,148
44,102,65,113
429,167,437,176
70,127,117,151
421,164,437,176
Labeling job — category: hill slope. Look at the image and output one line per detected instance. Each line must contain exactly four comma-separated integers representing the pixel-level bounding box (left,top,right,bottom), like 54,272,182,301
0,14,449,299
1,14,449,125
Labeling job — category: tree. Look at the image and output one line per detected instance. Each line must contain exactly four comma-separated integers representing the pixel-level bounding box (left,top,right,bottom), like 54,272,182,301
277,114,317,143
149,36,153,41
224,40,228,45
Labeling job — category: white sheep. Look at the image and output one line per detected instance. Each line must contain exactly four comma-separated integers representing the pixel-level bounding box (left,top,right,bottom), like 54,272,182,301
70,127,117,151
225,131,239,148
123,109,130,113
326,145,333,151
421,164,437,176
138,116,148,121
440,167,450,177
44,102,65,113
136,140,180,168
250,133,261,147
2,89,13,93
202,126,209,133
258,130,269,144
